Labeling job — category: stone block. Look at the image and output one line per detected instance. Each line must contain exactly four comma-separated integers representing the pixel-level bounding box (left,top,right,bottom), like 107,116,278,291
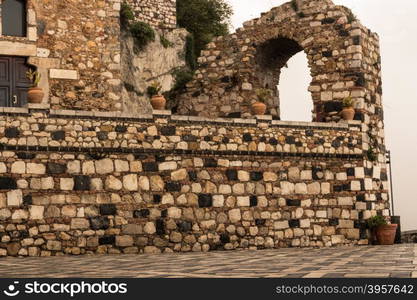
29,205,44,220
123,174,138,191
116,236,134,247
7,190,23,207
49,69,79,80
95,159,114,174
60,178,75,191
71,218,90,230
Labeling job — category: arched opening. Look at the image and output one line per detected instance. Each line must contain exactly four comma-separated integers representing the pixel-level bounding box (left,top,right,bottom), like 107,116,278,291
254,37,313,120
279,52,313,121
1,0,27,37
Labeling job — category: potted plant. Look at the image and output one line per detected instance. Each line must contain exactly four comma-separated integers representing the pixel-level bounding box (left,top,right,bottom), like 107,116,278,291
26,69,44,104
341,96,355,120
252,88,270,115
147,81,166,110
367,215,398,245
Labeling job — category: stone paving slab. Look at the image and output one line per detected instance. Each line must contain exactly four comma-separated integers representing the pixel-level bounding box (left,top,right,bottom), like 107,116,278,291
0,244,415,278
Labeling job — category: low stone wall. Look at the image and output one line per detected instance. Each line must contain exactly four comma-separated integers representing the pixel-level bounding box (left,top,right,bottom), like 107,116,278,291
0,107,389,256
402,231,417,243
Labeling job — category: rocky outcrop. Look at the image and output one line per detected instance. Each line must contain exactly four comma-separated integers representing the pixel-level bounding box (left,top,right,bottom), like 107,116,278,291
121,29,188,114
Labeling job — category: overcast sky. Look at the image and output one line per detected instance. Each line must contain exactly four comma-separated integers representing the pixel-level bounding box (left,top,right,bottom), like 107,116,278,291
227,0,417,231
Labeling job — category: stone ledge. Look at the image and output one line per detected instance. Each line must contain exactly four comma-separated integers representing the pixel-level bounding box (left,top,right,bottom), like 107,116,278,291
27,103,51,110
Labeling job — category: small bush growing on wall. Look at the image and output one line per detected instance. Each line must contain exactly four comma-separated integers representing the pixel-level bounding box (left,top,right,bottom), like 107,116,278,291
121,2,135,26
185,34,197,70
160,35,174,48
130,21,156,50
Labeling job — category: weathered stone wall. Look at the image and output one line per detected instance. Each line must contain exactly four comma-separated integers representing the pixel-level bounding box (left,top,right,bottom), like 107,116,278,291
0,107,390,256
0,0,122,111
125,0,177,29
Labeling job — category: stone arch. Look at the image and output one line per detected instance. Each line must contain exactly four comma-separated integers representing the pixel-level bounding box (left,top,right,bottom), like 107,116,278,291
176,0,383,127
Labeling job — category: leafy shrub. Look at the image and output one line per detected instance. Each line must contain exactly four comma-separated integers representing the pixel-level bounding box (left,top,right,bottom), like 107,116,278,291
173,69,194,91
147,81,162,97
291,0,298,11
177,0,232,60
367,215,387,229
130,21,155,50
160,35,174,48
185,34,197,70
120,2,135,27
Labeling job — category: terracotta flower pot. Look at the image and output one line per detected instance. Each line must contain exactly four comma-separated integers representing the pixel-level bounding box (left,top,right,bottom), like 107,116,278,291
375,224,398,245
251,102,267,115
341,107,355,120
27,87,44,104
151,95,166,110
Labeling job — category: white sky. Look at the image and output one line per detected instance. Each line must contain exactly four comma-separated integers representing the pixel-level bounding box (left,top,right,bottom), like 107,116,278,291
227,0,417,231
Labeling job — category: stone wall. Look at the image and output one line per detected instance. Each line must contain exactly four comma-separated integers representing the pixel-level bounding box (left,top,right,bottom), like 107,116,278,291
0,107,390,256
125,0,177,29
0,0,122,111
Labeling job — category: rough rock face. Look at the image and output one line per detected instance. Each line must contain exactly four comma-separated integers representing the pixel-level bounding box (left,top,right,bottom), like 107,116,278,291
121,29,188,114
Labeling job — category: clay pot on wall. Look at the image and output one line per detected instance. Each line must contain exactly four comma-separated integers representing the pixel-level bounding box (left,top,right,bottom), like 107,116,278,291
151,95,166,110
251,102,267,115
375,224,398,245
26,69,44,104
27,87,44,104
341,97,355,121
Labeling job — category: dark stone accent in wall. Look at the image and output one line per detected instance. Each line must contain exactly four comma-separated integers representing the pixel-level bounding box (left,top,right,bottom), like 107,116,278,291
23,195,32,206
134,209,150,218
182,134,197,142
360,180,365,191
312,167,324,180
333,185,343,192
329,218,339,226
355,73,366,87
285,136,296,144
90,216,110,230
0,177,17,190
380,172,388,181
353,36,361,45
143,162,158,172
47,163,67,174
356,194,365,201
360,228,368,239
305,129,314,137
156,219,165,235
242,133,252,142
188,171,197,181
115,125,127,133
250,172,263,181
99,235,115,245
203,136,211,142
4,127,20,138
269,137,278,145
338,30,349,37
321,17,335,24
100,204,117,215
347,168,354,177
198,194,213,207
331,139,341,148
365,168,373,177
154,155,165,162
17,152,36,159
366,202,374,210
160,126,176,136
220,233,230,244
250,196,258,207
153,195,162,204
161,209,167,218
178,221,192,233
222,137,229,143
324,101,343,113
227,112,241,118
74,176,90,191
204,158,217,168
286,199,301,206
51,131,65,141
255,219,266,226
165,182,181,192
322,51,332,57
97,132,108,140
289,219,300,228
226,169,238,181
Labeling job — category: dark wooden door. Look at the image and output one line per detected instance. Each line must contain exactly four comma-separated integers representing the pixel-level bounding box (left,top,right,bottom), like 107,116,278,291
0,56,31,107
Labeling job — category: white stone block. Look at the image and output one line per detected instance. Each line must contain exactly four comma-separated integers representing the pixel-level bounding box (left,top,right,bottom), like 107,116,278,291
49,69,79,80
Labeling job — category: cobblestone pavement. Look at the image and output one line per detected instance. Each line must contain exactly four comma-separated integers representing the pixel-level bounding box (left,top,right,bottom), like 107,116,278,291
0,244,416,278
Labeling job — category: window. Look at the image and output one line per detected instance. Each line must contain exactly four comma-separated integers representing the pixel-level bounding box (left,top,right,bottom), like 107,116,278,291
1,0,27,37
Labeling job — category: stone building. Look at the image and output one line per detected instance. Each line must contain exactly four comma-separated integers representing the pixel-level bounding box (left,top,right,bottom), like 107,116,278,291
0,0,392,257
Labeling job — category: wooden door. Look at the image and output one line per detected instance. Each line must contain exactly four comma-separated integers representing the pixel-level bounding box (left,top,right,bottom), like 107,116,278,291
0,56,31,107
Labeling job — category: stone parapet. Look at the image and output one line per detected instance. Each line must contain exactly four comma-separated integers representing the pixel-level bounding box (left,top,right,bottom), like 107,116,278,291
0,109,389,257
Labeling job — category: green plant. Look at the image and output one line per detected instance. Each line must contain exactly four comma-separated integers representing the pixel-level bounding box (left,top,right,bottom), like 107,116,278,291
173,69,194,91
367,215,387,229
255,88,272,103
343,6,357,24
147,81,162,97
367,146,377,162
26,69,41,87
291,0,298,11
120,2,135,27
160,35,174,48
297,12,306,18
177,0,232,59
342,97,354,108
185,34,197,70
130,21,155,50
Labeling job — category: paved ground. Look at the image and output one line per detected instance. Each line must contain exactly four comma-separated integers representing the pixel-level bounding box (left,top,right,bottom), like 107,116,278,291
0,244,416,278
